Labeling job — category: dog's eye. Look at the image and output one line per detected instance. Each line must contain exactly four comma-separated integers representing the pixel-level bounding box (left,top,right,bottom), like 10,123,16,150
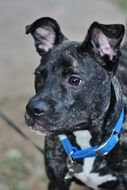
68,76,82,86
34,71,43,83
34,71,40,78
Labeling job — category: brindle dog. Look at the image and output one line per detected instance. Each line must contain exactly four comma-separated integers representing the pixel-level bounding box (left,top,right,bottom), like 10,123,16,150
25,17,127,190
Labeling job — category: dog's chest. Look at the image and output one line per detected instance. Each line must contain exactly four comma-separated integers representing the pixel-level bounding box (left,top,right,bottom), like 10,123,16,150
73,130,117,190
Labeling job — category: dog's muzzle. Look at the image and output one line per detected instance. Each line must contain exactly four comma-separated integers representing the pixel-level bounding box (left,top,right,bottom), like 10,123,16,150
26,97,50,118
25,112,48,133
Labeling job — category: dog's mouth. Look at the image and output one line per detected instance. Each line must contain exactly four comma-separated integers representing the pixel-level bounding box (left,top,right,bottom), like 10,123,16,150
25,112,88,136
25,113,51,135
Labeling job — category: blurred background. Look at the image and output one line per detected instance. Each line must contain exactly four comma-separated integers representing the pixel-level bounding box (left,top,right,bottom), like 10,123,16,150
0,0,127,190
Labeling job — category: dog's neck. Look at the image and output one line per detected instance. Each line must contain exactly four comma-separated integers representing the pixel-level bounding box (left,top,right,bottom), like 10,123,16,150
66,76,124,150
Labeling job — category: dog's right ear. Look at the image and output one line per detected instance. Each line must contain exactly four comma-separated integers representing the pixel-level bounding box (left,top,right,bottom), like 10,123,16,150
26,17,66,56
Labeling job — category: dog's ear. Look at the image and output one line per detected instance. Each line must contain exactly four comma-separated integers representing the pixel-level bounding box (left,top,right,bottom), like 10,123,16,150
78,22,125,71
26,17,66,56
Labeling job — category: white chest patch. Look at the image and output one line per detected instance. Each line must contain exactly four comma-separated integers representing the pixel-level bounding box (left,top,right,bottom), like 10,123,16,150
73,130,117,190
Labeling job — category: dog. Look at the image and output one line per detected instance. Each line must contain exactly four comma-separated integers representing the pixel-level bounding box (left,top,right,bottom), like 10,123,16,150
116,42,127,108
25,17,127,190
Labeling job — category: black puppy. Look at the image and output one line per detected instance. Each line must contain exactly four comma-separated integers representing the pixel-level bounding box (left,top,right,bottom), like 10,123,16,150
25,17,127,190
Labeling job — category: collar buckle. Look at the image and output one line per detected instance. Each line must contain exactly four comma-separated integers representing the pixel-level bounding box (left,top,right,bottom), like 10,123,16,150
95,129,119,156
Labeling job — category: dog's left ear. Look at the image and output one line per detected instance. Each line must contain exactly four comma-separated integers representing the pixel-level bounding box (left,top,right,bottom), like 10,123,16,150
26,17,66,56
78,22,125,71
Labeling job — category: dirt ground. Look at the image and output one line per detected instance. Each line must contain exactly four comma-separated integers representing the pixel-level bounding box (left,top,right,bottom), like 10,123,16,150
0,1,126,190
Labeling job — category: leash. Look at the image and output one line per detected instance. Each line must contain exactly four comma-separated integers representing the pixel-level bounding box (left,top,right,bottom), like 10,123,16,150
59,108,124,160
0,111,44,154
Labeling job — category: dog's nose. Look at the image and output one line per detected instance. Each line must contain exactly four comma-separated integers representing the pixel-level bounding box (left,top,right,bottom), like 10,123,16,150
26,98,49,117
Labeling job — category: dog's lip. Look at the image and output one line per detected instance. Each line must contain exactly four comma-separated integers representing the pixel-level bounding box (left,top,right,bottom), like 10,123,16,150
25,113,48,133
25,113,34,127
30,122,48,133
25,113,88,135
25,113,67,135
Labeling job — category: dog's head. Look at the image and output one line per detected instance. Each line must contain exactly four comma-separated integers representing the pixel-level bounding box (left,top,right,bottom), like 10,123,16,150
25,17,125,135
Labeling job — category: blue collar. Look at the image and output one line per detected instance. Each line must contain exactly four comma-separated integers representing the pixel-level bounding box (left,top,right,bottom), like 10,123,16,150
59,109,124,160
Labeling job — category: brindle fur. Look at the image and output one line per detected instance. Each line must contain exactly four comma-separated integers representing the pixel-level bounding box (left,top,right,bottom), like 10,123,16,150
25,17,127,190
